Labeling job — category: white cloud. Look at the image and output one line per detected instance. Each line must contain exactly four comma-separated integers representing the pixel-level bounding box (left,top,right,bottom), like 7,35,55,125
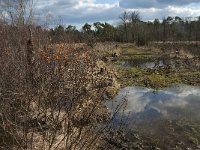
119,0,200,9
33,0,200,26
126,5,200,21
35,0,121,27
108,85,200,119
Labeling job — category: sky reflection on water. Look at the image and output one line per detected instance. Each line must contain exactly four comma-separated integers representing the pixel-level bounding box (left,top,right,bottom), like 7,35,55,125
107,85,200,122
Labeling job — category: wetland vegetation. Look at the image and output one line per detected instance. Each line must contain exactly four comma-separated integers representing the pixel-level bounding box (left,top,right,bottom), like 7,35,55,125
0,0,200,149
112,45,200,89
101,43,200,149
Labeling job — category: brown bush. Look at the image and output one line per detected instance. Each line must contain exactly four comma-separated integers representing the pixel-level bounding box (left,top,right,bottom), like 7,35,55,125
0,21,121,149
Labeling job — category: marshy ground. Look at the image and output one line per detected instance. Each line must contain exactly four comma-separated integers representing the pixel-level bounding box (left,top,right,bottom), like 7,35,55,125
99,43,200,149
109,44,200,89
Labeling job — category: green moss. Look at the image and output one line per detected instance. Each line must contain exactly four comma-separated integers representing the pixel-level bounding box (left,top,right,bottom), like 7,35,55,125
119,48,153,60
107,44,200,89
123,47,148,54
119,55,151,61
112,60,124,65
179,70,200,85
117,67,190,89
145,73,181,88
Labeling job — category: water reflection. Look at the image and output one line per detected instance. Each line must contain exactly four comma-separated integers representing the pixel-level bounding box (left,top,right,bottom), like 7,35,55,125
119,59,184,69
107,85,200,122
141,59,183,69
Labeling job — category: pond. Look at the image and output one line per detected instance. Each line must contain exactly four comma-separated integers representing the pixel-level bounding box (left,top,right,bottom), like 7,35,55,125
107,85,200,123
106,85,200,149
118,59,185,69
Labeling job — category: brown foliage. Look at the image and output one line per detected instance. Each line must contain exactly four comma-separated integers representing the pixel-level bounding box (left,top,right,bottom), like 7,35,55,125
0,22,120,149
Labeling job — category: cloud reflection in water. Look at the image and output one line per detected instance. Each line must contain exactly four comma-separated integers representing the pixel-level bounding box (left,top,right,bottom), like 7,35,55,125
107,85,200,122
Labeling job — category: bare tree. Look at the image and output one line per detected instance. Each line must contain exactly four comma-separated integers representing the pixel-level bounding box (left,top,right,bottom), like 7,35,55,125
129,11,140,43
119,11,129,42
1,0,34,26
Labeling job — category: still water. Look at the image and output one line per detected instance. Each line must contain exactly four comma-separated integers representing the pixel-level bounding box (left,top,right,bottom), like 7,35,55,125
106,85,200,149
107,85,200,124
119,59,183,69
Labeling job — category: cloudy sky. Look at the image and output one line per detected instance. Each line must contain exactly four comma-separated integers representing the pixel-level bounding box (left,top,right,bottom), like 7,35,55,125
35,0,200,27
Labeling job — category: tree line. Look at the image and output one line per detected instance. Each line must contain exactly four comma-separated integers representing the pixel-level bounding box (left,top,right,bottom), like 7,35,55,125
1,1,199,46
48,11,200,46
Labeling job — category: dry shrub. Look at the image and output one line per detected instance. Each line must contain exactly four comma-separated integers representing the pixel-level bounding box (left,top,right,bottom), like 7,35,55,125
94,42,122,60
0,24,120,150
